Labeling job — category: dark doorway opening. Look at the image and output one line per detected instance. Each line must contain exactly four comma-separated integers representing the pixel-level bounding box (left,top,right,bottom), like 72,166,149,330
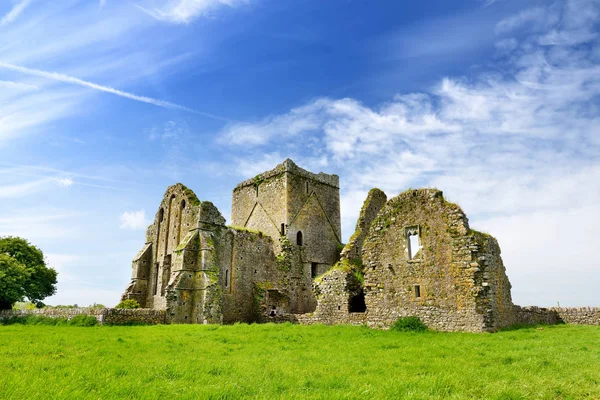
349,292,366,313
311,262,318,278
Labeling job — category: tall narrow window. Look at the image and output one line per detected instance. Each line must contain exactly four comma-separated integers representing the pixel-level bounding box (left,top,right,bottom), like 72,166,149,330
414,285,421,299
177,199,186,245
153,263,159,295
156,208,164,259
296,231,303,246
311,262,318,278
225,269,229,288
406,226,421,260
281,223,285,235
255,185,259,197
306,181,309,194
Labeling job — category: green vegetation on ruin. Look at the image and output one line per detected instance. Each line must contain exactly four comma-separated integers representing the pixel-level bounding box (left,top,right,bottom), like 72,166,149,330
179,185,201,206
228,226,266,236
0,324,598,399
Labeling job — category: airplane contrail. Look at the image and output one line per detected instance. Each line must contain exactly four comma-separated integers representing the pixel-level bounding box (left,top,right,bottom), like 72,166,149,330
0,61,229,121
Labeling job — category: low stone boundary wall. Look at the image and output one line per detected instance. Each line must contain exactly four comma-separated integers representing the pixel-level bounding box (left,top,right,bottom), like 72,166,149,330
296,312,368,326
0,308,166,325
513,306,561,326
514,306,600,326
102,309,166,325
551,307,600,325
0,308,105,323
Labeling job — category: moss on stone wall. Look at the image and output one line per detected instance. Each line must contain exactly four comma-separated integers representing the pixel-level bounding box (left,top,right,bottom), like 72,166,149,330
275,236,293,272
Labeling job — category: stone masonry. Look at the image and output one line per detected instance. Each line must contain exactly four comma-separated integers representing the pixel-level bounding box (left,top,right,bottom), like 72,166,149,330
121,160,598,331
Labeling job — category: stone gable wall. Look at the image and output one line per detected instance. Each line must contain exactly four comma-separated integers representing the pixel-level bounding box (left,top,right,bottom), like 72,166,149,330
361,189,514,332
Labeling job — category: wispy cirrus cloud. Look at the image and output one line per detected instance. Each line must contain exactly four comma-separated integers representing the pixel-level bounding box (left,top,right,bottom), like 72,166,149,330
0,1,232,142
0,80,37,90
137,0,248,24
0,0,32,27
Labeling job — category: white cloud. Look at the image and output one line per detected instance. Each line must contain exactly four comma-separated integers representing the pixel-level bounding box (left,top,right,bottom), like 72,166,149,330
495,7,551,34
217,0,600,306
0,80,38,90
57,177,74,187
0,211,82,240
119,210,149,230
137,0,248,24
0,0,32,27
0,178,54,198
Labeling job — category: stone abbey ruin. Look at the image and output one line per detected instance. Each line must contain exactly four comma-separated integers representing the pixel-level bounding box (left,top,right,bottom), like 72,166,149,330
121,159,596,331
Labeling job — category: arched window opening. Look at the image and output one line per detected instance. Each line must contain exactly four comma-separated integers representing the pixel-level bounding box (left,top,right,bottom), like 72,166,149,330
296,231,303,246
177,199,185,245
156,208,164,259
164,195,175,254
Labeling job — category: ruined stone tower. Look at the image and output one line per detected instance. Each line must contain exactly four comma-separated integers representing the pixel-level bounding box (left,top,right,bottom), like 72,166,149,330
231,158,342,278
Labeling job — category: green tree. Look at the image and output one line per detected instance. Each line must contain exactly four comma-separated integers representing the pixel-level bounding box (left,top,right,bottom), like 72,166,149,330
0,237,57,309
115,299,141,309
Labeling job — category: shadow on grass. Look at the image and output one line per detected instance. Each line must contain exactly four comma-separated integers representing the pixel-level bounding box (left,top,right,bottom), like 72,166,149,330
499,321,564,332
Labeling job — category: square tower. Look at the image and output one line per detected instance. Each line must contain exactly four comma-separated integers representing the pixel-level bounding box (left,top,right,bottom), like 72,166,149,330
231,159,342,272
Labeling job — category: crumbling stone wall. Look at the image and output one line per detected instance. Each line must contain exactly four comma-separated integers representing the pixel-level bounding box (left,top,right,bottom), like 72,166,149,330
340,188,387,262
361,189,515,332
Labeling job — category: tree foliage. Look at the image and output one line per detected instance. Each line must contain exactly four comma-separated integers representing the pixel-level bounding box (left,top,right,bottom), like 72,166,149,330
115,299,141,309
0,237,57,309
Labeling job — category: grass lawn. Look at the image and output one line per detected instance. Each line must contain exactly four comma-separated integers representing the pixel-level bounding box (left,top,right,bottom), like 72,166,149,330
0,323,598,399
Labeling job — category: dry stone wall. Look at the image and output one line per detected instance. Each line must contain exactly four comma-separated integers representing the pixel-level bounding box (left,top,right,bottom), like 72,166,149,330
0,308,166,325
552,307,600,325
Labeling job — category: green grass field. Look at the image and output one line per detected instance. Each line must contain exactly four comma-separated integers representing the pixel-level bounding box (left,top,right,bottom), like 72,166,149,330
0,323,598,399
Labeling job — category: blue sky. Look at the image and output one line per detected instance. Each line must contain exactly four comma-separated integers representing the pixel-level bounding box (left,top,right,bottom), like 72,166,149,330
0,0,598,307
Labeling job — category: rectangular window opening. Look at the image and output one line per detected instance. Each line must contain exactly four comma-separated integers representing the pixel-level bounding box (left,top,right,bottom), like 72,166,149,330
414,285,421,299
311,262,318,278
225,269,229,288
408,231,421,260
281,223,285,235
